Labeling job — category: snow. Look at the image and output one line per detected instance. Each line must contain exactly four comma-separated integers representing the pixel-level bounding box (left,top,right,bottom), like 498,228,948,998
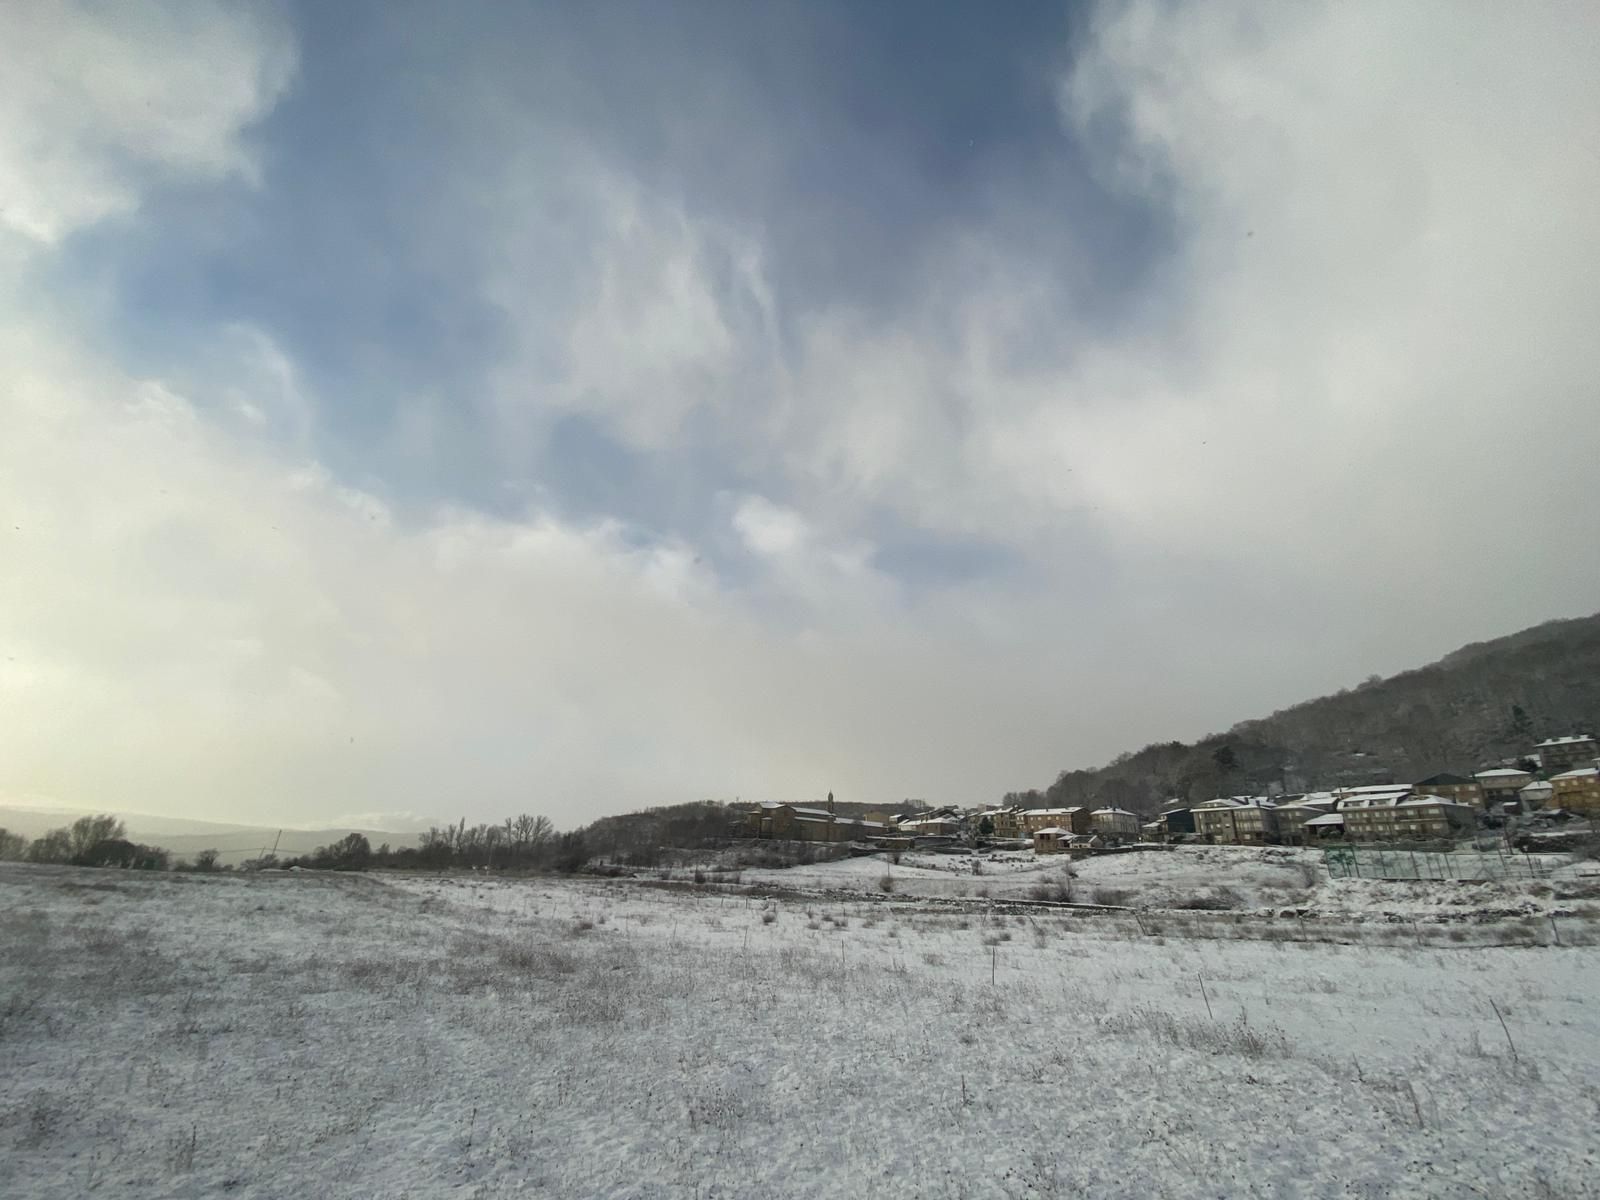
734,843,1600,915
4,860,1600,1198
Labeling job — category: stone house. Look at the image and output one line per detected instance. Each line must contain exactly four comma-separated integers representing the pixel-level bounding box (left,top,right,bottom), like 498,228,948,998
1089,807,1140,841
1031,827,1071,855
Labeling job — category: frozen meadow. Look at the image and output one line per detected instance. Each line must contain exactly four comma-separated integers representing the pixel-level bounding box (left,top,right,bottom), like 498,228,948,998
3,856,1599,1199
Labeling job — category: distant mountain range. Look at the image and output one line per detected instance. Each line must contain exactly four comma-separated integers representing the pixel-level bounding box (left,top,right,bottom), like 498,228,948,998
1020,611,1600,816
0,805,420,862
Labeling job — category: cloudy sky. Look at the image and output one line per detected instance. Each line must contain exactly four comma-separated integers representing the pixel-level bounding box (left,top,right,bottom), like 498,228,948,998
3,1,1598,830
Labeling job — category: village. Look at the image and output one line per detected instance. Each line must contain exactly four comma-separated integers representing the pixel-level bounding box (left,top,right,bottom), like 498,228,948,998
739,733,1600,856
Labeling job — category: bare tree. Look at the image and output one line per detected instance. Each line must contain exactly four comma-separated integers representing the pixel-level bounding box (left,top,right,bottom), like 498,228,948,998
27,828,73,863
68,815,126,859
0,828,28,860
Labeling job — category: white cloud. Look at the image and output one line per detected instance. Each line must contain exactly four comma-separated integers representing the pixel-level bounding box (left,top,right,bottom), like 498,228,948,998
743,1,1600,651
0,317,1087,826
487,162,779,452
5,2,1599,830
0,0,295,244
732,495,810,559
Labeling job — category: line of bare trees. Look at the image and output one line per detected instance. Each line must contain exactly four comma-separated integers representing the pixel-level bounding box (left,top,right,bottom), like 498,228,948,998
0,815,173,870
1,804,737,877
402,813,570,870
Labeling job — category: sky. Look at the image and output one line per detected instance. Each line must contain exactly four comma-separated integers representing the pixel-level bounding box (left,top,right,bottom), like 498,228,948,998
3,1,1599,832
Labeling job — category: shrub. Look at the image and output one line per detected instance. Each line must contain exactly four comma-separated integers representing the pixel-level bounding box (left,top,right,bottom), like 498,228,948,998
878,874,896,894
176,851,224,876
1172,886,1245,911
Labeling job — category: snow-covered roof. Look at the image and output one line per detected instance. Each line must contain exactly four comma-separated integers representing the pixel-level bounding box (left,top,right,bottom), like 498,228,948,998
1196,795,1273,810
1536,735,1596,748
1549,766,1600,781
790,807,834,819
1274,799,1334,813
1091,807,1136,816
1334,785,1412,797
1303,813,1346,827
1519,781,1554,794
1339,795,1410,809
1474,768,1531,780
1032,827,1069,836
1023,807,1081,816
1398,794,1470,809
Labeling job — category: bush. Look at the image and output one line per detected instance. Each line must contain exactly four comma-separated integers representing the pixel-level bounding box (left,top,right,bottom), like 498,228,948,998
1028,883,1073,903
878,874,896,894
75,838,169,870
1172,886,1245,911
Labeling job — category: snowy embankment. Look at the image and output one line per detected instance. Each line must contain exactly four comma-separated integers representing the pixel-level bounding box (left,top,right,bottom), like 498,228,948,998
3,863,1598,1198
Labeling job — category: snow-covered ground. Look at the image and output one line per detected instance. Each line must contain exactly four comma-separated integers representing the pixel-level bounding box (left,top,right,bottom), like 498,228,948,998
3,861,1599,1198
733,843,1600,922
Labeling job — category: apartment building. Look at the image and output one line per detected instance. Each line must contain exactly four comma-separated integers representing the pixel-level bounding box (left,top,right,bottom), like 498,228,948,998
1536,735,1599,774
1022,807,1091,835
1549,766,1600,815
1412,773,1484,808
1473,768,1533,808
1339,794,1474,841
1089,807,1140,841
1192,796,1279,844
980,807,1025,838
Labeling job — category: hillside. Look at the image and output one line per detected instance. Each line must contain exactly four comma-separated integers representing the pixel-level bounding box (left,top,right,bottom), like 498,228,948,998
1023,611,1600,815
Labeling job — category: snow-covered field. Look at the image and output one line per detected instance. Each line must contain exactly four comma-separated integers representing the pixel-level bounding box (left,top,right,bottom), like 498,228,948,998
4,860,1599,1198
736,844,1600,922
